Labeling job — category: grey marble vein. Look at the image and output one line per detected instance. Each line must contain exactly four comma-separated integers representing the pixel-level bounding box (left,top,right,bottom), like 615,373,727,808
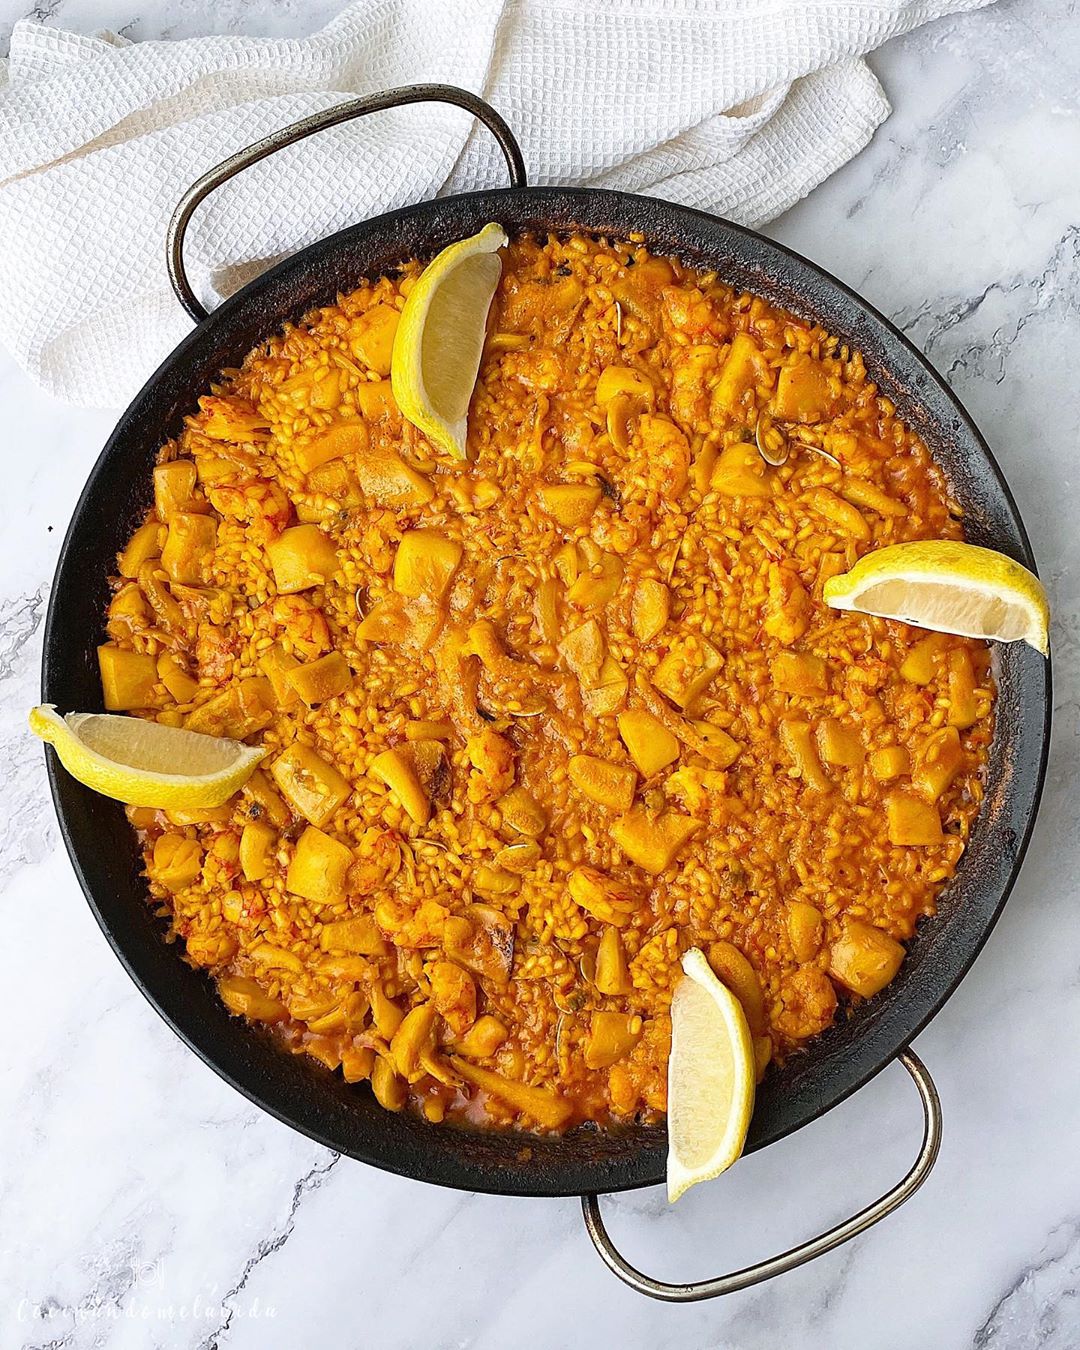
974,1221,1080,1349
195,1153,339,1350
0,585,55,888
896,225,1080,387
0,584,47,681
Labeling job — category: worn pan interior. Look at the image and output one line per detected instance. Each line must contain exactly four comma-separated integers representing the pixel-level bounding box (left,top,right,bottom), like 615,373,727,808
43,188,1050,1196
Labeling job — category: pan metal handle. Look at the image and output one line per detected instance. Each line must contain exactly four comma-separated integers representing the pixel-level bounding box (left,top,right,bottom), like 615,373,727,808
582,1048,941,1302
166,83,527,323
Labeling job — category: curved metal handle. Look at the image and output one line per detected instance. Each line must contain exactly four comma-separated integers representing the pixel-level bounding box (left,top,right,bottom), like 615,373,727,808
167,83,527,323
582,1048,941,1302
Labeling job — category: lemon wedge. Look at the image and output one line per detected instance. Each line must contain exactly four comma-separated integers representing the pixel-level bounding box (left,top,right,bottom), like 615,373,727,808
667,947,755,1203
29,704,265,809
391,222,507,460
823,540,1049,655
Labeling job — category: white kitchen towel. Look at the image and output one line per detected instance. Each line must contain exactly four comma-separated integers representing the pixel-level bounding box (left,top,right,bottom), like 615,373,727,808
0,0,991,409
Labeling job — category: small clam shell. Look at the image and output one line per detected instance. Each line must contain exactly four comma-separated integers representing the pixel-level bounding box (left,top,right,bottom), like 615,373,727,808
555,1013,569,1063
487,332,531,354
495,841,542,873
483,695,547,718
756,413,789,467
607,393,634,452
801,442,842,468
663,540,684,582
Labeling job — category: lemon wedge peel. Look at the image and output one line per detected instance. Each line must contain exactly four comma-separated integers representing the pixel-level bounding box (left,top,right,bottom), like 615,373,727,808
824,540,1049,656
391,222,507,461
29,704,265,809
666,947,756,1204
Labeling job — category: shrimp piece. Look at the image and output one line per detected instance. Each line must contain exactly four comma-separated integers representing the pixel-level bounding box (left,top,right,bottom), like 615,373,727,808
669,344,717,431
428,960,477,1036
197,395,270,443
466,728,516,804
195,623,238,682
269,594,331,659
591,512,640,556
374,895,450,949
773,967,838,1041
660,285,715,338
636,415,690,498
347,829,402,896
185,930,238,968
763,565,810,645
209,478,292,543
568,867,641,927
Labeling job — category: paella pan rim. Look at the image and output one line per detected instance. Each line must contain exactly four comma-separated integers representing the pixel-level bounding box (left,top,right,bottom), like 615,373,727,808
42,185,1051,1197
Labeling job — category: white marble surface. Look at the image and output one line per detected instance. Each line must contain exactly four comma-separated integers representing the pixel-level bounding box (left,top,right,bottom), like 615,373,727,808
1,3,1077,1347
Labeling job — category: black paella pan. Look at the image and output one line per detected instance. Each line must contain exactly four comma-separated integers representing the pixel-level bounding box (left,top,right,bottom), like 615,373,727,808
40,86,1050,1300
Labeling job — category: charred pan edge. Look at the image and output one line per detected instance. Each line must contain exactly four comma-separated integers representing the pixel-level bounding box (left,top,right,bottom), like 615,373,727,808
43,188,1051,1196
